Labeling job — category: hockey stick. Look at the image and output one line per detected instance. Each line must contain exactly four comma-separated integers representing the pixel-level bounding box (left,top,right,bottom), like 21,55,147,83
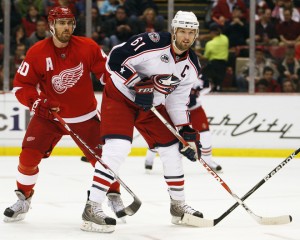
212,148,299,226
151,106,292,226
53,112,142,217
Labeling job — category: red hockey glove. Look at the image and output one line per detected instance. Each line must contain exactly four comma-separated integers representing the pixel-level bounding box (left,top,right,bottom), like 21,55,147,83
31,98,59,120
178,125,202,161
134,78,154,111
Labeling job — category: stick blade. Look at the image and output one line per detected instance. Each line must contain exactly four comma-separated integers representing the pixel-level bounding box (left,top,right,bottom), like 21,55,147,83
258,215,292,225
181,214,215,227
116,196,142,217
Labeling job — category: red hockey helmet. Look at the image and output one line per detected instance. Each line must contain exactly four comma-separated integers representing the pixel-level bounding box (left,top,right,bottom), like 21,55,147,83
48,6,75,25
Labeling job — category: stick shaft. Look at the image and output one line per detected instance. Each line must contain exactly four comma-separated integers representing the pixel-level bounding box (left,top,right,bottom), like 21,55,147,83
150,106,292,224
214,148,299,225
52,112,141,215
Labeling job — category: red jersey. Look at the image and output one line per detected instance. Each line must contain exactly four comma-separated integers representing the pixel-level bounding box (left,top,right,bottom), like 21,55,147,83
13,36,107,121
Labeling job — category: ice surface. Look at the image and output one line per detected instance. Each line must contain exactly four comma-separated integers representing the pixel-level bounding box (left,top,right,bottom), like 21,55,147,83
0,154,299,240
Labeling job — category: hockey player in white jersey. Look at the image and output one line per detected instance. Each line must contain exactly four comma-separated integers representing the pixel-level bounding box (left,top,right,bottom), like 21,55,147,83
81,11,205,233
145,81,222,172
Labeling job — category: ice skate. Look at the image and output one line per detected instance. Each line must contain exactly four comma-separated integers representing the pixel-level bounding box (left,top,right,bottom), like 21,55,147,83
107,192,126,223
170,198,203,227
81,192,116,233
3,190,34,223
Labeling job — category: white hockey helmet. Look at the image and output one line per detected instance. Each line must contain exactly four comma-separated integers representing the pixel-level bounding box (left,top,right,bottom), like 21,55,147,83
171,11,199,36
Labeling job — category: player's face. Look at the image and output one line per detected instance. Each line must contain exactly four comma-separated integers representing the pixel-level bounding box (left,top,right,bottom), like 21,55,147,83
54,18,74,43
174,28,196,51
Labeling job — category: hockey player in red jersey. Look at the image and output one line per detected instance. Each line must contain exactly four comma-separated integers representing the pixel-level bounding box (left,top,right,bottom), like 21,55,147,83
3,6,115,224
81,11,205,233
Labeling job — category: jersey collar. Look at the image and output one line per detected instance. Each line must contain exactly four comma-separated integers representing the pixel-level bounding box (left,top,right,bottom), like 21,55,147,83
170,44,189,63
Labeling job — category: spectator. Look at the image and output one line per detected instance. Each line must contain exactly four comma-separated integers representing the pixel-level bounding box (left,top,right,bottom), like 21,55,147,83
255,66,281,92
236,47,278,92
244,0,275,10
136,7,164,33
102,6,137,50
123,0,159,20
277,50,300,86
223,5,249,48
14,0,45,17
276,8,300,47
211,0,249,27
10,43,27,90
255,1,268,21
279,0,300,22
255,78,269,92
254,8,279,46
99,0,120,20
73,0,98,17
198,23,229,92
10,25,28,55
272,0,284,23
282,78,297,92
75,6,107,47
21,4,45,37
204,0,218,28
26,19,51,48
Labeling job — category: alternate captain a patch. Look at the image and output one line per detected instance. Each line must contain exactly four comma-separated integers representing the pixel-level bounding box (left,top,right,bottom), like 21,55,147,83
148,32,160,43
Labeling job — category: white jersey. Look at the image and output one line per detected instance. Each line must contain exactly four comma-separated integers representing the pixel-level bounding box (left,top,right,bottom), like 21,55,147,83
106,32,202,126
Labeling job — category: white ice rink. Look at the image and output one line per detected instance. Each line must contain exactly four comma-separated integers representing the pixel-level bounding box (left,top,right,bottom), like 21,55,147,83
0,154,299,240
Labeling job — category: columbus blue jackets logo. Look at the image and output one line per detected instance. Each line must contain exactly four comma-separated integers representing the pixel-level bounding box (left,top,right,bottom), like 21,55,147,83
148,32,160,43
153,74,180,95
160,54,169,63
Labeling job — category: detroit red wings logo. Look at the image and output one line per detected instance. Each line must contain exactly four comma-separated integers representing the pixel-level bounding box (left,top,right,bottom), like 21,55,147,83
52,63,84,94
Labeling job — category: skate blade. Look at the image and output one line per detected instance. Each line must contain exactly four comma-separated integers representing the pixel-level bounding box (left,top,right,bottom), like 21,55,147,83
3,213,26,223
145,165,153,174
118,216,127,224
80,220,115,233
171,216,183,225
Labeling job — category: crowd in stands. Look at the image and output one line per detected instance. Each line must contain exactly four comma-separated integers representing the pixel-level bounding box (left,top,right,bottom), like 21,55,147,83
201,0,300,93
0,0,165,90
0,0,300,94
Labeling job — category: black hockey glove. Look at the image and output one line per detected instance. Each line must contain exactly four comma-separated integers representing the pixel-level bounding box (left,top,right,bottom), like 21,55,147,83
188,86,201,108
134,78,154,111
31,98,60,120
178,125,202,161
